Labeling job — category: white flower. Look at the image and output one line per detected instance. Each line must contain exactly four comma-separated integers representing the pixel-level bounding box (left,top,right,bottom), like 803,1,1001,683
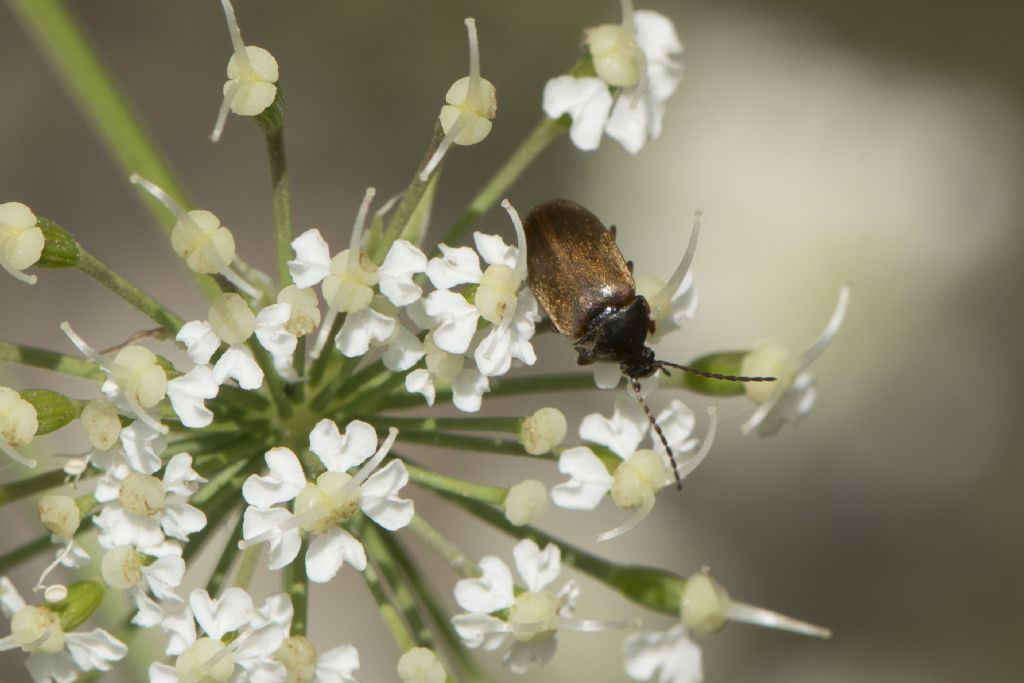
166,365,219,429
420,18,497,180
0,577,128,682
423,200,538,376
452,539,633,674
0,201,44,285
100,545,185,627
210,0,279,142
241,420,412,583
552,398,714,541
259,593,362,683
402,333,489,412
94,453,207,553
623,624,703,683
151,588,289,683
543,1,683,153
178,294,270,389
740,284,850,436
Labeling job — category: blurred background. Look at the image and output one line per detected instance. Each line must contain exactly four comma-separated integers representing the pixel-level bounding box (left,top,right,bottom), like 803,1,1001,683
2,1,1023,681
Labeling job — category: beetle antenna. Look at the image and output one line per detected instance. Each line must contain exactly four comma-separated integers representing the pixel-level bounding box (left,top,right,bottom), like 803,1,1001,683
629,376,682,490
658,361,776,383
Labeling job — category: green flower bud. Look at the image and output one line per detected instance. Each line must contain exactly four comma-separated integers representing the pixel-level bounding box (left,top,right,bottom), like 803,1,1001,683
51,579,104,632
18,389,78,436
34,217,81,268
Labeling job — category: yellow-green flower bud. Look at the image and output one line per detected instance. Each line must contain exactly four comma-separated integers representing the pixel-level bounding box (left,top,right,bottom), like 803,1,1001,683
680,568,730,634
37,495,81,539
519,407,567,455
503,479,548,526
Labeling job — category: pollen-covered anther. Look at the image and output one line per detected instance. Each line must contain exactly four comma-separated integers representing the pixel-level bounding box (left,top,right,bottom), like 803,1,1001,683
278,285,321,337
274,635,317,683
294,472,361,534
100,545,143,590
209,293,257,345
210,0,279,142
0,201,44,284
506,590,560,641
176,636,236,683
110,345,167,410
420,18,496,180
520,407,568,455
119,473,167,517
81,399,121,451
503,479,548,526
10,605,65,654
610,449,669,510
37,495,80,539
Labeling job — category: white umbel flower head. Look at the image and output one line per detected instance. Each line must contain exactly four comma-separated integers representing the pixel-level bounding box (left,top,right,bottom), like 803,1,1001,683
421,18,497,181
740,284,851,436
452,539,636,674
0,385,38,467
241,420,413,583
543,0,683,153
0,577,128,680
0,201,44,284
210,0,279,142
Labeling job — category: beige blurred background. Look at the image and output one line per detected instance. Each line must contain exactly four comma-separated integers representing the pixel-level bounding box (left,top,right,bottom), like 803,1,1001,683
2,1,1023,681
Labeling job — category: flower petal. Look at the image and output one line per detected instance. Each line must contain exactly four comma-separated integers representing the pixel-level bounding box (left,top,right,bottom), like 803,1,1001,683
243,447,307,507
176,320,221,365
309,419,378,473
305,528,366,582
360,460,414,531
335,307,397,358
512,539,561,593
288,229,332,288
503,636,558,675
255,302,298,361
623,624,702,683
454,555,515,613
426,244,482,289
317,644,361,681
167,366,219,429
212,344,264,390
382,326,425,372
242,507,301,571
64,629,128,671
542,76,613,151
451,368,489,413
189,587,254,640
379,239,427,306
580,397,648,459
423,290,479,355
551,446,613,510
405,368,436,406
472,232,517,268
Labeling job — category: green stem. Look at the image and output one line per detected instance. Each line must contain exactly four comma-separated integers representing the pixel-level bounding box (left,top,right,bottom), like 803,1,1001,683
394,431,542,460
363,525,435,649
381,533,490,683
0,468,71,507
232,546,262,590
0,342,104,380
205,512,245,596
7,0,219,301
308,315,345,388
258,95,293,288
363,558,417,652
373,123,444,262
407,514,477,579
403,458,506,506
283,537,309,636
364,415,522,434
438,116,568,249
77,248,185,333
246,339,293,419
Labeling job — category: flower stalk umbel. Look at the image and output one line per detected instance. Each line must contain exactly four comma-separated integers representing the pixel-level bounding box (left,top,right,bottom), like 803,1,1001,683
1,1,847,681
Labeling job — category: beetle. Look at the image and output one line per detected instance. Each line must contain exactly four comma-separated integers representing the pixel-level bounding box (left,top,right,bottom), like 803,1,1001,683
523,198,775,489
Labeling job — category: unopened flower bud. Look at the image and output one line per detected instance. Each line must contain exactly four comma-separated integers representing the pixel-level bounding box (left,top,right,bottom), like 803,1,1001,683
55,579,105,631
37,495,80,539
211,0,279,142
170,209,236,274
0,386,38,446
35,217,81,269
274,635,317,683
397,647,446,683
680,568,730,634
0,201,44,284
209,292,257,345
10,605,65,653
100,545,143,590
119,473,166,517
110,345,167,409
611,449,669,510
278,285,321,337
15,389,76,437
504,479,548,526
519,407,567,455
81,399,121,451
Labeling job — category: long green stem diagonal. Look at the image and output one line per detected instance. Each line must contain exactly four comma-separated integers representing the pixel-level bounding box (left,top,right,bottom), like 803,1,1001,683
0,342,104,380
7,0,219,300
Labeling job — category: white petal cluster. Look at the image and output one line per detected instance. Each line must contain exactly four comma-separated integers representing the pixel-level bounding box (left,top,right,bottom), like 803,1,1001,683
0,577,128,681
543,0,682,153
241,420,413,583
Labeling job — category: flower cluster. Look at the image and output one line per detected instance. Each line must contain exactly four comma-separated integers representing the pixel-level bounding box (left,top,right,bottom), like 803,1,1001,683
0,1,848,682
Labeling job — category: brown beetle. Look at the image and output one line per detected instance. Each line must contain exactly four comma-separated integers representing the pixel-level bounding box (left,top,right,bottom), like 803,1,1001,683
524,199,775,488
